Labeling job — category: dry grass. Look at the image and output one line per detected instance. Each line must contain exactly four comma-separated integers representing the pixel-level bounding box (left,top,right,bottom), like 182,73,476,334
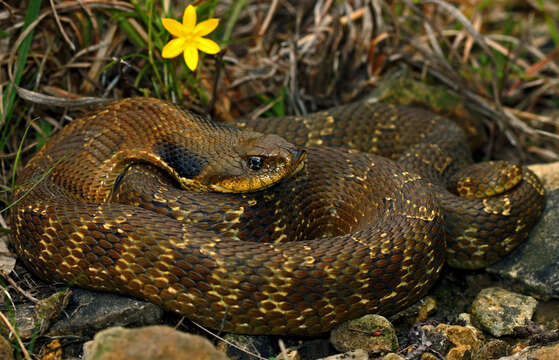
0,0,558,357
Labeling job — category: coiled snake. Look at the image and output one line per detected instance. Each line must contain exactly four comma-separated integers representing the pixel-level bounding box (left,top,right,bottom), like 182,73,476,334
11,98,545,335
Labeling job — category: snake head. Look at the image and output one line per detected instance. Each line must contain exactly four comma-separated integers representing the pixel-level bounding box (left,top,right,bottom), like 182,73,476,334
154,132,305,193
204,133,306,193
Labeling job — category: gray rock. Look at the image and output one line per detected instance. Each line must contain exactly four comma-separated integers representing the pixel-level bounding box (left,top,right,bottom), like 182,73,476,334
83,325,228,360
48,288,163,337
1,302,35,339
487,188,559,299
471,287,537,337
330,314,398,355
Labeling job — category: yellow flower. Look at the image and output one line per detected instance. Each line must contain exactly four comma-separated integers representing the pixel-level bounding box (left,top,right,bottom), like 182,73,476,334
161,4,220,71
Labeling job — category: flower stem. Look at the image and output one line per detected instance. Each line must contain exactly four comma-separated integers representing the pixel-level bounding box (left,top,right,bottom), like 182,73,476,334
145,0,166,98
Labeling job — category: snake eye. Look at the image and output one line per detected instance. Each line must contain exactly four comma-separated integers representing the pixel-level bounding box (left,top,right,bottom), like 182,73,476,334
247,156,264,171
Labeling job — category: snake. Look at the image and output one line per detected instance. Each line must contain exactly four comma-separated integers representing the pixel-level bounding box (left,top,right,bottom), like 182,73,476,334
10,97,545,336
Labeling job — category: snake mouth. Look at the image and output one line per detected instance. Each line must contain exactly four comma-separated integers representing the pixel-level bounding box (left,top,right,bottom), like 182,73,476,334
288,149,306,177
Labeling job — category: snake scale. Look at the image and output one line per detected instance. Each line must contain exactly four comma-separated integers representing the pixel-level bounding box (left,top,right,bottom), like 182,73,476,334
11,97,545,336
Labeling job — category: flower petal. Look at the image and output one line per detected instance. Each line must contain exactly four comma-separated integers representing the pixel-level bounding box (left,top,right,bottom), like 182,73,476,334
195,37,220,54
162,38,186,58
184,44,199,71
183,4,196,32
194,18,219,37
162,18,187,37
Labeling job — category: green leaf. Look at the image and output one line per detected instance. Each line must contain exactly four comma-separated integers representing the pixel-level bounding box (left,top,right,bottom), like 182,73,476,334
536,0,559,46
1,0,41,126
117,15,147,48
221,0,247,43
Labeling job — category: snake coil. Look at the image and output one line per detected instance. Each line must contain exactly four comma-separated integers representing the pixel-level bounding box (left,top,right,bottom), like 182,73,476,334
11,98,545,335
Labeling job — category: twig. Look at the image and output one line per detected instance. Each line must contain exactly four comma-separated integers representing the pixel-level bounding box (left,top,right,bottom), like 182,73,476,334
16,87,107,108
49,0,76,51
81,23,116,94
278,339,289,360
418,0,502,106
340,7,365,25
507,46,559,95
258,0,279,37
209,49,227,118
7,1,134,85
505,107,559,126
0,271,39,303
0,311,32,360
190,320,267,360
0,143,37,160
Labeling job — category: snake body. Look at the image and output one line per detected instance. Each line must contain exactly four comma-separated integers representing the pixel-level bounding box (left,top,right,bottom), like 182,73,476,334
11,98,545,335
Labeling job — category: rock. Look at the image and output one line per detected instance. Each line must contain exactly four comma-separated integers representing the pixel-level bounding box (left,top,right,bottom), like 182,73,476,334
382,353,405,360
400,324,449,360
415,324,488,360
48,288,163,337
529,162,559,192
0,285,73,340
0,334,14,360
1,302,36,339
435,324,483,354
487,188,559,300
419,324,452,356
473,340,509,360
330,314,398,355
39,339,63,360
416,297,437,322
510,342,529,354
322,349,369,360
0,288,149,341
216,334,278,360
471,287,538,337
83,325,228,360
446,345,472,360
456,313,473,327
497,340,559,360
420,353,440,360
0,238,16,274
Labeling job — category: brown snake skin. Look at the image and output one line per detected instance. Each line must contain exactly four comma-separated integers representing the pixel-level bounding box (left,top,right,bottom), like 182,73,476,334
11,98,545,336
